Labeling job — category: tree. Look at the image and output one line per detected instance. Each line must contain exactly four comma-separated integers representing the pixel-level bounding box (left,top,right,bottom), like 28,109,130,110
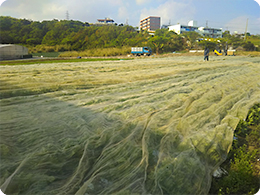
182,31,201,49
148,29,185,54
148,29,170,54
222,30,231,39
243,41,255,51
198,40,217,51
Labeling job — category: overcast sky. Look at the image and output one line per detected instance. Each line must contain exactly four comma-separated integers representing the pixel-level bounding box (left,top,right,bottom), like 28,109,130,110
0,0,259,34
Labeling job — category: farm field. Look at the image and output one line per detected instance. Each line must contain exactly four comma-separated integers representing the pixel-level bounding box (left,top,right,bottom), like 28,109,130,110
0,56,260,194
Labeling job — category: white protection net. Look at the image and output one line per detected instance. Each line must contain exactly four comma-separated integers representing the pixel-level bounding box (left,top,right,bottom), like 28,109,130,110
0,56,260,194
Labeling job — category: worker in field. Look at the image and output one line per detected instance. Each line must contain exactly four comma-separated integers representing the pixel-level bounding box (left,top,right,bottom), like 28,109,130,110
204,46,210,61
224,42,228,56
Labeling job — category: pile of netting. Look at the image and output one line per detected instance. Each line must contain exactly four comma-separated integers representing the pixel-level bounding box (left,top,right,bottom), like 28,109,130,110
1,56,260,194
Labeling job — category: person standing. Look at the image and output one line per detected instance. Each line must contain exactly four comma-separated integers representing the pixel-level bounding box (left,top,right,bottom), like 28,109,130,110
204,46,210,61
224,42,228,56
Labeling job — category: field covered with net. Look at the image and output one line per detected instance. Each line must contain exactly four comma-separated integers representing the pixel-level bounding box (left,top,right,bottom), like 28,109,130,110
1,56,260,194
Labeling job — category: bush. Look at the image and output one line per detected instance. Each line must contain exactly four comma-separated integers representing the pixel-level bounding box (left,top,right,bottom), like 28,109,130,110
46,48,55,52
211,145,259,195
243,41,255,51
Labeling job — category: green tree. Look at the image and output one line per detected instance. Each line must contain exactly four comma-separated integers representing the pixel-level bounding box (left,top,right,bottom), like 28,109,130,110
148,29,184,54
182,31,201,49
198,40,217,51
243,41,255,51
222,30,232,39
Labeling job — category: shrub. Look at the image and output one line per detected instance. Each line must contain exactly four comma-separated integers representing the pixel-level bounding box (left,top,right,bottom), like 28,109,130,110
212,145,259,195
243,41,255,51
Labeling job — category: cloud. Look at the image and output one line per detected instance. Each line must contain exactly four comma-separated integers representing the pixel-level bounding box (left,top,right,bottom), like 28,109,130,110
0,0,66,20
0,0,259,34
118,6,129,21
0,0,6,6
140,0,195,25
224,15,260,34
254,0,260,6
0,0,123,22
224,16,248,34
136,0,149,5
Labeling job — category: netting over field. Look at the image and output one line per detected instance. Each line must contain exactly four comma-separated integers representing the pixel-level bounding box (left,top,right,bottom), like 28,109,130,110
1,56,260,194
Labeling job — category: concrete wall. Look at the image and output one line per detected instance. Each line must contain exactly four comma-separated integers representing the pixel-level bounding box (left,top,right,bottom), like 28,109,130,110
0,44,29,60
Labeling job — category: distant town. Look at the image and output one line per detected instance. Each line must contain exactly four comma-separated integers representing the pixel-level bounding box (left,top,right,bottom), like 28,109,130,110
94,16,250,38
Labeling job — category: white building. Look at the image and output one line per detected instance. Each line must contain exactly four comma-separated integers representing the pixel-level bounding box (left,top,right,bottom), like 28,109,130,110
198,27,222,38
169,24,200,35
168,21,222,38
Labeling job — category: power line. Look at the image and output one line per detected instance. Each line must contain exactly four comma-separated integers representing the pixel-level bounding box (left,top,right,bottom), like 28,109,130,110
66,10,69,20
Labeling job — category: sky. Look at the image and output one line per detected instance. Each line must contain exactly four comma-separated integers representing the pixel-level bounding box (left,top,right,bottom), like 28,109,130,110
0,0,260,34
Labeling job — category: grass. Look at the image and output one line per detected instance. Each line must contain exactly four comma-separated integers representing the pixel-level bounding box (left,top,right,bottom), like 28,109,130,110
0,57,133,66
1,56,260,194
59,47,131,57
235,51,260,56
28,44,71,54
32,52,61,58
247,36,260,46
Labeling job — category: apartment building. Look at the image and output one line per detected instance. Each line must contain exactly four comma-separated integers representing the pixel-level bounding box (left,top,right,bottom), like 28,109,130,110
198,27,222,38
140,16,161,32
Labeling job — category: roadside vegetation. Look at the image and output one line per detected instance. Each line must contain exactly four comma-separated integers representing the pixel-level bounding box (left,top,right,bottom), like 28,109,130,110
210,104,260,195
1,16,259,57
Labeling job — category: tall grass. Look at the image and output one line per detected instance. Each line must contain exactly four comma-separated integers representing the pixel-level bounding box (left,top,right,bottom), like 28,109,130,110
28,45,72,54
59,47,131,57
28,45,131,57
235,51,260,56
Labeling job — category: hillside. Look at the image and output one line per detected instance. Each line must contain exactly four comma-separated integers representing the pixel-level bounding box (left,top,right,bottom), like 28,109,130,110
0,56,260,194
1,16,259,56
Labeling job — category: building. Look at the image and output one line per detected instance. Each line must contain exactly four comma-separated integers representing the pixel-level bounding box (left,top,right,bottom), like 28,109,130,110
0,44,30,60
96,18,114,25
168,20,222,38
169,24,200,35
140,16,160,32
161,24,170,29
198,27,222,38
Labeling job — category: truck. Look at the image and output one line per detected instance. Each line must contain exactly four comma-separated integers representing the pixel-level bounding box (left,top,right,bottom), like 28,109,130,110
131,47,152,56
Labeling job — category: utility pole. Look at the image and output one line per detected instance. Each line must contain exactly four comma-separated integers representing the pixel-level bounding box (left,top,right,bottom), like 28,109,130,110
206,20,208,28
244,18,248,41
